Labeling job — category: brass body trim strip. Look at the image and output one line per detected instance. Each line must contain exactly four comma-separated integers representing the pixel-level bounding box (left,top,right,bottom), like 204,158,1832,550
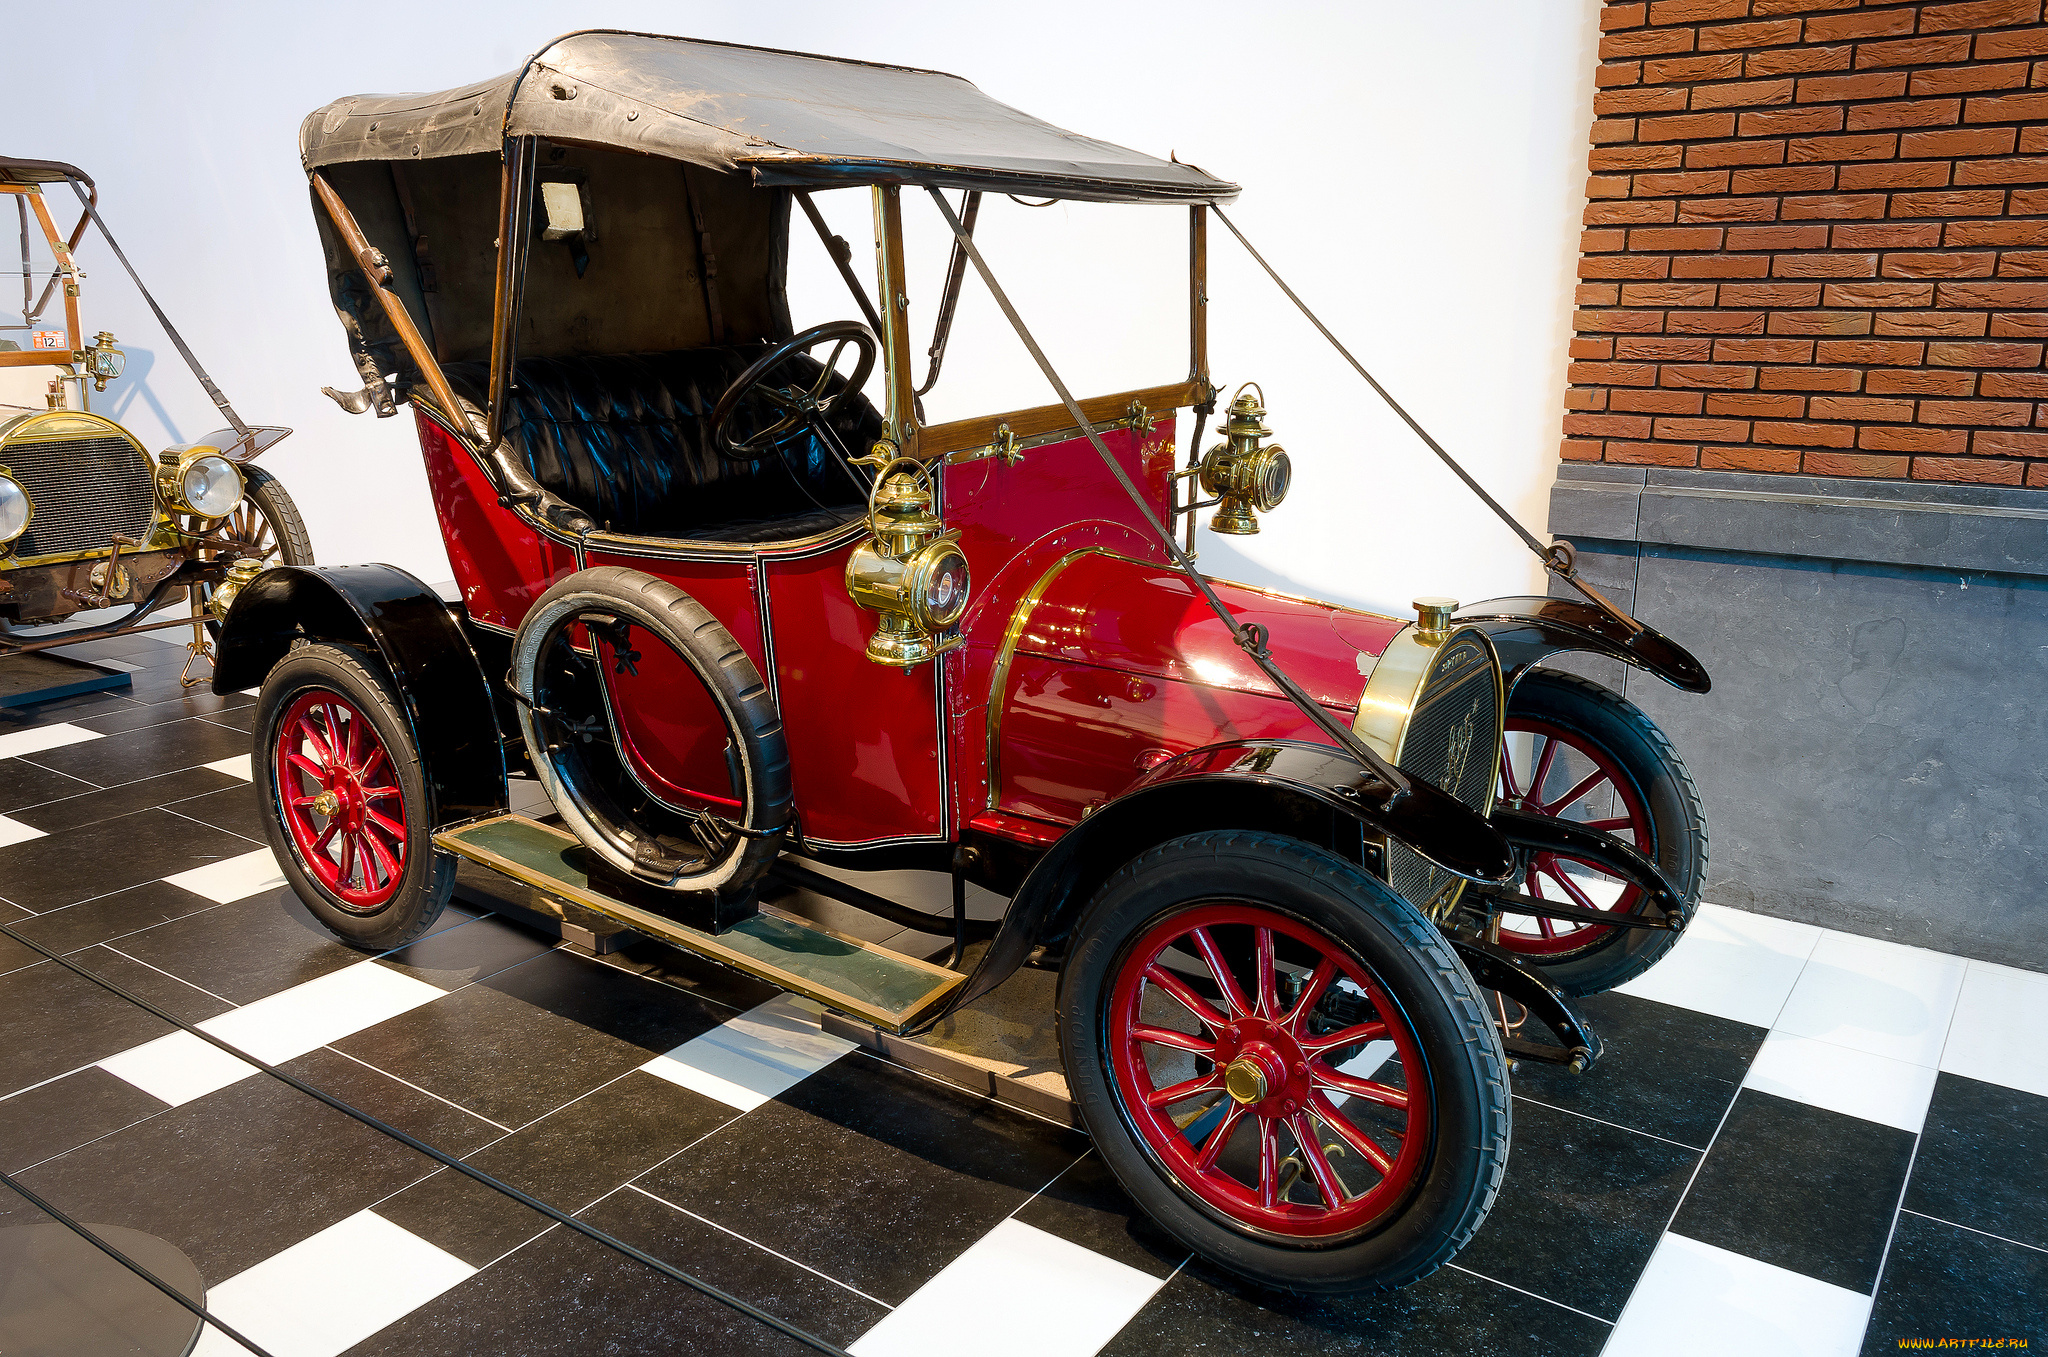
923,381,1200,461
982,547,1105,812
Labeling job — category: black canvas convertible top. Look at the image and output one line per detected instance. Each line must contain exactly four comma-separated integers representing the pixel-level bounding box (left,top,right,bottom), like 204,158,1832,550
299,29,1236,204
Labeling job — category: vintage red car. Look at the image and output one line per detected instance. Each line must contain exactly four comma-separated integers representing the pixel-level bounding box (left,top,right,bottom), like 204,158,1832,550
218,31,1710,1295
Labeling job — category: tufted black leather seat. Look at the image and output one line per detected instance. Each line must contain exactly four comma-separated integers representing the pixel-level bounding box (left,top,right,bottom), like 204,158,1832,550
443,348,877,542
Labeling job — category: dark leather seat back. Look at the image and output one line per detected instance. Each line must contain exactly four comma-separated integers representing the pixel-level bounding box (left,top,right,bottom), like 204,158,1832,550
443,348,877,541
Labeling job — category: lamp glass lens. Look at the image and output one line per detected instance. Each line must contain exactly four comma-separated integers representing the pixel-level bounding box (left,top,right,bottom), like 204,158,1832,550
923,549,969,627
181,455,242,517
0,476,27,542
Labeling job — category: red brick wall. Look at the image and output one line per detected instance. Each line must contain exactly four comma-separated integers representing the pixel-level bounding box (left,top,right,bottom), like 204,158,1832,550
1564,0,2048,487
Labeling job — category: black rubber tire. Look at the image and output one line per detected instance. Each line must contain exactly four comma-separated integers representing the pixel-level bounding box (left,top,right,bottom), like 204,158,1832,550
1499,669,1708,997
510,566,791,897
254,641,455,951
1059,831,1511,1295
241,464,315,566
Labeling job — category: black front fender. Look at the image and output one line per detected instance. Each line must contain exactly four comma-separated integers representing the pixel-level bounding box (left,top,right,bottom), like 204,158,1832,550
927,739,1513,1033
1455,595,1710,695
212,564,507,825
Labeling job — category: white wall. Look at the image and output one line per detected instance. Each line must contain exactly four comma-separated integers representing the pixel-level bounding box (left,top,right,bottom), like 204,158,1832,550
11,0,1597,617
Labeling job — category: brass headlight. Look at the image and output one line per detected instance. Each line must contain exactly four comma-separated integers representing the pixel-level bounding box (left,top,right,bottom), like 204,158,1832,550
0,472,31,545
1197,383,1290,535
845,462,970,668
156,447,244,519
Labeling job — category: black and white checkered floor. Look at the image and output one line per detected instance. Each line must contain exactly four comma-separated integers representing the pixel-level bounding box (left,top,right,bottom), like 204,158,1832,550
1,626,2042,1356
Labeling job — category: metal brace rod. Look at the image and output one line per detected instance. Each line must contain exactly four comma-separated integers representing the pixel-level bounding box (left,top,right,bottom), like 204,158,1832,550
923,188,1412,799
1209,204,1642,635
66,178,247,436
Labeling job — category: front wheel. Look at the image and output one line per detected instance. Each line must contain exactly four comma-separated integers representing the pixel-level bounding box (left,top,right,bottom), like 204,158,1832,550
1059,831,1510,1295
254,641,454,950
1492,668,1707,996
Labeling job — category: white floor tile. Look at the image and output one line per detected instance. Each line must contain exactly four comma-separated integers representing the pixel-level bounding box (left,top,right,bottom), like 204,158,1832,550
1940,959,2048,1098
97,962,445,1107
0,722,103,760
0,813,46,848
203,961,444,1066
640,994,856,1111
97,1030,257,1107
163,847,286,904
203,753,253,780
849,1218,1164,1357
1613,902,1823,1028
1742,1031,1939,1133
189,1209,474,1357
1605,1233,1871,1357
1773,930,1966,1068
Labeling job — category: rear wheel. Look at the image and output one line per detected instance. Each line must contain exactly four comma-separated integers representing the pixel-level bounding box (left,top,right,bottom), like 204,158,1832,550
255,642,454,950
1059,831,1509,1294
1492,669,1707,996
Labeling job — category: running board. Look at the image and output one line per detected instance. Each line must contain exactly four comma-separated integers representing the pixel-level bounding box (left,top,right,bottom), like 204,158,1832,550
434,814,964,1034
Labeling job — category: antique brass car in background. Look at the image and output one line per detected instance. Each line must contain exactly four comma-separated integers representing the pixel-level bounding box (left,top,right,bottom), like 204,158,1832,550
0,156,310,685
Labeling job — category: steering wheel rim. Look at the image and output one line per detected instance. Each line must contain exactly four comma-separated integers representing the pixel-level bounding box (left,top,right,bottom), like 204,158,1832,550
711,320,878,462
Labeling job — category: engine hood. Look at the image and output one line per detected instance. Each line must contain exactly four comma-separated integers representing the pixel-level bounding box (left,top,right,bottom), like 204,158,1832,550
1013,550,1404,711
989,551,1412,823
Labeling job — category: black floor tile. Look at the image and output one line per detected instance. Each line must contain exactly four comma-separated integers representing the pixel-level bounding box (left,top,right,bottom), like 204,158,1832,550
160,780,264,841
0,806,253,911
1508,991,1765,1150
0,691,139,733
10,880,226,955
275,1048,506,1160
586,933,783,1014
0,1066,166,1174
477,947,741,1053
13,1071,441,1283
199,705,257,734
1671,1088,1916,1294
349,1189,883,1357
332,975,702,1130
1012,1150,1188,1280
47,632,175,663
0,756,94,813
376,914,558,992
1454,1099,1698,1320
0,960,172,1096
68,944,237,1024
118,665,243,707
1903,1073,2048,1253
112,887,366,1004
22,716,249,787
1102,1252,1611,1356
1861,1212,2046,1353
73,689,253,736
9,766,241,836
377,1070,733,1267
0,924,42,977
636,1051,1085,1305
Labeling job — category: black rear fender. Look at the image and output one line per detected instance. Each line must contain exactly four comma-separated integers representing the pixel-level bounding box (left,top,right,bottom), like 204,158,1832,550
212,564,507,825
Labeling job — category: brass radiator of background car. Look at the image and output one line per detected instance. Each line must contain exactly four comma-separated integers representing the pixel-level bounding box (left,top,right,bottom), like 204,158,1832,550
0,417,155,562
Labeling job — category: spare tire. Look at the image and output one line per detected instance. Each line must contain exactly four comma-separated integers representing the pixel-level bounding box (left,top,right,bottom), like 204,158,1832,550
510,566,791,900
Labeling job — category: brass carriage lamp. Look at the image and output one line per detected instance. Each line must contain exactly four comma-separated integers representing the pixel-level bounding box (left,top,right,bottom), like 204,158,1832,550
1197,384,1292,535
845,461,971,669
84,331,125,391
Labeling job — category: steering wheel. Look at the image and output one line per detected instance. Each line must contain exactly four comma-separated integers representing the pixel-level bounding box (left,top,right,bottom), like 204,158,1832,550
711,320,878,463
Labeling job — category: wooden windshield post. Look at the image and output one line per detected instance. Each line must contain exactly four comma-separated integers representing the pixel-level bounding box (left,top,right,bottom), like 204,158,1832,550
0,185,80,369
310,172,468,436
1189,205,1210,394
487,137,536,450
871,185,919,459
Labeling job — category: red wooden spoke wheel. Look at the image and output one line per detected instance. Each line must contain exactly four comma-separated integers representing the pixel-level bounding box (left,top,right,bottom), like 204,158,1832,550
273,688,408,913
1494,716,1651,956
1106,902,1432,1240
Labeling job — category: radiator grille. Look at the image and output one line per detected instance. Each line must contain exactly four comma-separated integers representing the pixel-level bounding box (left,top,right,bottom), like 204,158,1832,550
1386,634,1501,916
2,434,156,559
